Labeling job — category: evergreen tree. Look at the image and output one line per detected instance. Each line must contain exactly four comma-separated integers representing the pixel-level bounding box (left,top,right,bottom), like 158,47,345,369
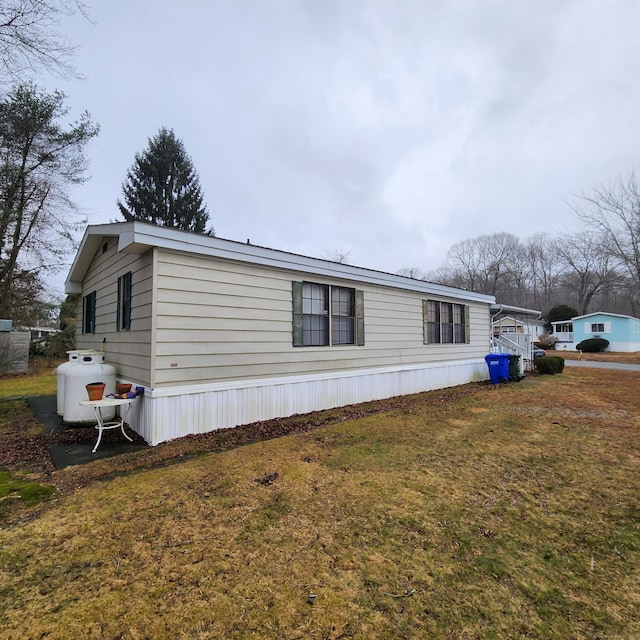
547,305,579,324
117,127,213,235
0,82,99,320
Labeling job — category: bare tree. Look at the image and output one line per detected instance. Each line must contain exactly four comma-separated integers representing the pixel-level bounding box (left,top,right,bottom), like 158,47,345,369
324,248,352,264
396,267,426,280
552,232,617,315
432,232,524,300
0,0,88,82
570,170,640,314
522,233,564,312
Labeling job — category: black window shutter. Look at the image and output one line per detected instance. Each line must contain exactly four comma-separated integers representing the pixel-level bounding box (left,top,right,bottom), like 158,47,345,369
116,276,122,331
422,300,429,344
355,289,365,346
123,272,132,330
465,305,470,343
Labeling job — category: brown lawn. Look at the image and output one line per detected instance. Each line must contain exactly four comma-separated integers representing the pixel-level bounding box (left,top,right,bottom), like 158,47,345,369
0,366,638,639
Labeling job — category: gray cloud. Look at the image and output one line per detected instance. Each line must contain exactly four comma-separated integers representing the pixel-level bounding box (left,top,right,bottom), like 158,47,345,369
39,0,640,291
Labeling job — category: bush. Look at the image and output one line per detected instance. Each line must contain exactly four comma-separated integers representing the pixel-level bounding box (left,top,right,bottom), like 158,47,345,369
576,338,609,353
550,355,565,373
538,334,558,348
534,355,565,375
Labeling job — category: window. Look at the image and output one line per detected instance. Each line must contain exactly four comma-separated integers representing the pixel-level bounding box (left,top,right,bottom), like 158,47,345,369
426,300,440,343
83,291,96,334
293,281,364,347
116,271,132,331
591,323,605,333
302,282,329,346
453,303,466,343
331,285,355,345
423,300,469,344
441,302,454,343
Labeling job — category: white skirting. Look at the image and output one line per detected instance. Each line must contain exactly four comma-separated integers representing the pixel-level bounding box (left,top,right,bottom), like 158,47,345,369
555,341,639,353
606,341,639,353
128,358,489,445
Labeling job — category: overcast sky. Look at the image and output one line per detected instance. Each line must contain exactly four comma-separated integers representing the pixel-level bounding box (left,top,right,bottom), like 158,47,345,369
42,0,640,295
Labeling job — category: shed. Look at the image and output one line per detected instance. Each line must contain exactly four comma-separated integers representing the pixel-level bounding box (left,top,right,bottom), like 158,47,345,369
66,222,496,445
0,320,30,374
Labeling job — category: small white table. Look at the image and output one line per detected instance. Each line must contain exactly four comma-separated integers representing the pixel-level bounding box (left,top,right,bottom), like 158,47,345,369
79,397,136,453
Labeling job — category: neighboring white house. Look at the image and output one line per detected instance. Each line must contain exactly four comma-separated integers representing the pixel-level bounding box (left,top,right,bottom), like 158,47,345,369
491,312,545,342
29,326,60,341
551,312,640,352
490,304,544,373
65,222,497,445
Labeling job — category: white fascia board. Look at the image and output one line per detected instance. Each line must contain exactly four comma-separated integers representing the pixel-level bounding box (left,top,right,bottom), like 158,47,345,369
490,303,542,317
571,313,599,321
572,312,640,322
70,221,496,305
65,223,129,293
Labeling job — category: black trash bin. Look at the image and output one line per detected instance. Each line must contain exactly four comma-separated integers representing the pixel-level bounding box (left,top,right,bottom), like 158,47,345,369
508,354,521,381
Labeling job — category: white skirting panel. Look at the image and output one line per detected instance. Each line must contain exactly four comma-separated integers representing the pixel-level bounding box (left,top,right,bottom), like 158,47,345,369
132,358,489,445
606,341,639,353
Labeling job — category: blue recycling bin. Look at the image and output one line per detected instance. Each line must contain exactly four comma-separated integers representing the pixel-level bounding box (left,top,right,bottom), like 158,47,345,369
485,353,511,384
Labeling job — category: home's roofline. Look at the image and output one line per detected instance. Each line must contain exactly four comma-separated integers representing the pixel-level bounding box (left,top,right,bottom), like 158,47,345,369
66,221,496,304
572,311,640,322
490,303,542,318
490,315,544,325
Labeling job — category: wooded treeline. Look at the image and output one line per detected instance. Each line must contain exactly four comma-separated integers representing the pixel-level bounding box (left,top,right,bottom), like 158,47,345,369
409,172,640,319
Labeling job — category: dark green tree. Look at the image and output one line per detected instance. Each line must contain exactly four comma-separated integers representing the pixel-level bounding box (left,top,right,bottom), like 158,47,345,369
117,127,213,235
0,82,99,321
547,304,579,325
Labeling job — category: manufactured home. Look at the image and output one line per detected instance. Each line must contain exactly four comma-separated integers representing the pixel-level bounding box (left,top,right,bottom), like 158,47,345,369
491,315,544,341
552,312,640,352
489,304,544,376
66,222,496,445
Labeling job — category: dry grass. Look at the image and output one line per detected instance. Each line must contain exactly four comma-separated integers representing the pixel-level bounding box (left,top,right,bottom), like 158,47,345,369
0,368,639,639
0,364,58,399
558,349,640,364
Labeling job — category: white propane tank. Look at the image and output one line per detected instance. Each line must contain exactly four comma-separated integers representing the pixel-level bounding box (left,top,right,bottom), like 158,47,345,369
62,353,117,424
56,350,101,417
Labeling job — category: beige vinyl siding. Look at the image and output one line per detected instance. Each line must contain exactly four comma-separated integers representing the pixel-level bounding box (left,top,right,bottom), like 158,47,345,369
75,239,154,385
153,249,490,387
365,288,488,363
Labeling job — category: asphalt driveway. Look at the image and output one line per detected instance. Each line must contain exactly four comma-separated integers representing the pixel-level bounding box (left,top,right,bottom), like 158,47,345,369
564,360,640,371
